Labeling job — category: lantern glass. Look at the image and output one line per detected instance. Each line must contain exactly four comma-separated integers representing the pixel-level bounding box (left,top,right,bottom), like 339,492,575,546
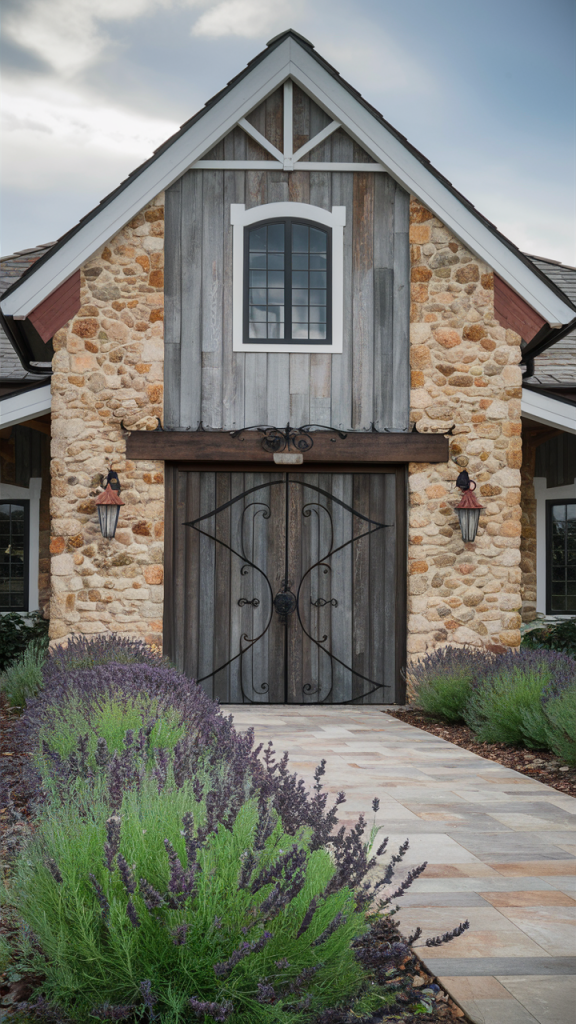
457,506,481,543
97,503,120,540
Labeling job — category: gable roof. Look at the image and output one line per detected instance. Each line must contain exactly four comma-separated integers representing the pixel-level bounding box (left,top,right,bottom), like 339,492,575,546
1,30,574,327
0,243,55,380
523,254,576,385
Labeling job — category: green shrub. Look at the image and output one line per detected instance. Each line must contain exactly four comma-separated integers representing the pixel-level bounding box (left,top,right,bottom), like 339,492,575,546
0,641,46,709
522,618,576,658
0,612,49,673
409,646,495,722
13,781,369,1024
542,687,576,765
463,650,575,747
36,693,186,772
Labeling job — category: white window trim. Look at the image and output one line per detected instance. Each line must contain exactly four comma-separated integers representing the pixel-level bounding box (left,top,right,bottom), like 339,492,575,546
0,478,42,614
534,476,576,616
231,202,346,354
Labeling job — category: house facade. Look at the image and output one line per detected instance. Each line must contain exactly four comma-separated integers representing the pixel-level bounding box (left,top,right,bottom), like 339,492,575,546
1,31,575,704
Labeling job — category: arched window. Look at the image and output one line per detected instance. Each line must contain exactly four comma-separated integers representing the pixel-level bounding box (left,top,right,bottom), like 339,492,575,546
245,218,331,344
231,202,346,354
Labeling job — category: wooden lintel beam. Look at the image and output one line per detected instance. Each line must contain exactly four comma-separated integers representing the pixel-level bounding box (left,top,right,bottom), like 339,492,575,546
125,429,449,464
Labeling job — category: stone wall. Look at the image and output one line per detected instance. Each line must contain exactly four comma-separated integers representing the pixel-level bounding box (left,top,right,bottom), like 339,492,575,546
407,198,523,657
48,193,166,644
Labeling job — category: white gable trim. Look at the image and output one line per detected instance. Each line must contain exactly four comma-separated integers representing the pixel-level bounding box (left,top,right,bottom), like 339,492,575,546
521,388,576,434
0,384,52,429
1,36,573,327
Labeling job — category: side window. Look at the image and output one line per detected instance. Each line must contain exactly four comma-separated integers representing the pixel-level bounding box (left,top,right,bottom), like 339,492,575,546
244,218,331,345
547,501,576,613
0,501,29,612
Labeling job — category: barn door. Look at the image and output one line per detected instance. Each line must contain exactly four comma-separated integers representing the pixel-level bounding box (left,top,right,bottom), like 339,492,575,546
165,469,404,704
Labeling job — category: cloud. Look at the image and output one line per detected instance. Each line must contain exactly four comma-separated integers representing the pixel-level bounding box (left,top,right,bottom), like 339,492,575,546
2,81,178,191
2,0,174,77
192,0,301,38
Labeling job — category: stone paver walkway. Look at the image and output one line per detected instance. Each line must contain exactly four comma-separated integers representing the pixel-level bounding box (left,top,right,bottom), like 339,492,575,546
228,705,576,1024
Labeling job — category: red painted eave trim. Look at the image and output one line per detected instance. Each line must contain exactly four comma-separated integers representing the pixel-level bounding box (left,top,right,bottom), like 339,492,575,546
494,273,547,342
28,270,81,343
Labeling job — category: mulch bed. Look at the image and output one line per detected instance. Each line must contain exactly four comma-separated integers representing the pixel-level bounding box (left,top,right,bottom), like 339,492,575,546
385,707,576,798
0,695,469,1022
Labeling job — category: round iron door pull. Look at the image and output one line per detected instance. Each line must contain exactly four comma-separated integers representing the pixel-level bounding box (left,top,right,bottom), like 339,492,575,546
274,591,296,617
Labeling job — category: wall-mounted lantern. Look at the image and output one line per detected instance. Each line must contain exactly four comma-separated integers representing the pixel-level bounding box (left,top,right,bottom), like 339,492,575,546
454,469,484,543
95,470,124,539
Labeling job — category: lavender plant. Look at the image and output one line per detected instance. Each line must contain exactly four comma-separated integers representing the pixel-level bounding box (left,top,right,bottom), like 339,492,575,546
540,677,576,765
464,649,576,747
408,645,496,722
13,779,375,1023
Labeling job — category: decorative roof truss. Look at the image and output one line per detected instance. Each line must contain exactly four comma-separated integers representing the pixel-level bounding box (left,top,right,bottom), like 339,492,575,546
194,79,384,173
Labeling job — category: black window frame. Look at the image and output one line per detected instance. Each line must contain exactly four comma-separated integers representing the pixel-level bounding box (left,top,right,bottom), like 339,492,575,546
0,499,30,613
546,498,576,615
243,217,332,345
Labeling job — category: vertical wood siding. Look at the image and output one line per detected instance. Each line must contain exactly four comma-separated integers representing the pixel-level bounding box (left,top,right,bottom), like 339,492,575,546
164,92,410,432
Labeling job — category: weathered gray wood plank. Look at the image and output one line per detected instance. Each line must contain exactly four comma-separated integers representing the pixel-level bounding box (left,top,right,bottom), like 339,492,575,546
392,184,411,431
222,168,245,429
163,182,181,429
352,173,375,430
179,171,203,429
201,170,224,427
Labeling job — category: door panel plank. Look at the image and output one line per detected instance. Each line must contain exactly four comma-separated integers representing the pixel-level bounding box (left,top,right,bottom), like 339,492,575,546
168,469,402,704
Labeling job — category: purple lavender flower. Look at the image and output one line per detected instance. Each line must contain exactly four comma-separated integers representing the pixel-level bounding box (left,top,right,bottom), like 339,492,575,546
126,900,140,929
139,877,165,910
117,854,136,895
104,815,121,871
311,911,345,946
171,923,191,946
90,1004,135,1020
89,874,109,921
139,981,157,1020
257,980,276,1003
189,998,233,1022
214,932,272,977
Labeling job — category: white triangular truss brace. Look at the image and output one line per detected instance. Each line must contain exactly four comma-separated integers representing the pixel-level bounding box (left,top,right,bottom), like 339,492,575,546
194,79,383,173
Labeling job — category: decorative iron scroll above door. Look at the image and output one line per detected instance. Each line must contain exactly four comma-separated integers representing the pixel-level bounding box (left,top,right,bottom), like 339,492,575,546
230,423,348,453
184,473,393,704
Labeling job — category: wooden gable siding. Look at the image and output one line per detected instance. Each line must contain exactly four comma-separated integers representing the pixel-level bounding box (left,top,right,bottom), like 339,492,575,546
494,273,547,341
164,133,410,432
203,84,376,166
28,270,81,343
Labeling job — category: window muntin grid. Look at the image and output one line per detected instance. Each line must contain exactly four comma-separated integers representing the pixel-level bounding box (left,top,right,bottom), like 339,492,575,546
548,501,576,613
0,502,29,612
245,219,331,344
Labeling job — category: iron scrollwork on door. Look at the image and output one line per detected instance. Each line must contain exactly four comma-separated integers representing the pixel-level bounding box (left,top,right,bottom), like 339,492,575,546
185,476,391,704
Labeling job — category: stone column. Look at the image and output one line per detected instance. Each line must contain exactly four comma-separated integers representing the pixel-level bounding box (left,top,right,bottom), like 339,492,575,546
49,194,166,645
407,199,523,657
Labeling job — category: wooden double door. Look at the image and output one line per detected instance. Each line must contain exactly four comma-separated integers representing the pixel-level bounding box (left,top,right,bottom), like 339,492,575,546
165,466,406,704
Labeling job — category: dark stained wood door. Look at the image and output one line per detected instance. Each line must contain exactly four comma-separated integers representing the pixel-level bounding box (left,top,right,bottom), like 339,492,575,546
165,467,406,704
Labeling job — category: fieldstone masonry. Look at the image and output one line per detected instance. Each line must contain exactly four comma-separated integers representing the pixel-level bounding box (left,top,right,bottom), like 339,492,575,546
407,198,523,657
48,190,523,657
48,193,166,644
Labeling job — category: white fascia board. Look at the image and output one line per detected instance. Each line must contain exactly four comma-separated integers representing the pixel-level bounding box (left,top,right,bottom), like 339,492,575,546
521,388,576,434
2,36,573,327
286,43,575,327
0,384,52,428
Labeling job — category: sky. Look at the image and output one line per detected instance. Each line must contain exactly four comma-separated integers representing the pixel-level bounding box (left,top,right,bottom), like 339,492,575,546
1,0,575,263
